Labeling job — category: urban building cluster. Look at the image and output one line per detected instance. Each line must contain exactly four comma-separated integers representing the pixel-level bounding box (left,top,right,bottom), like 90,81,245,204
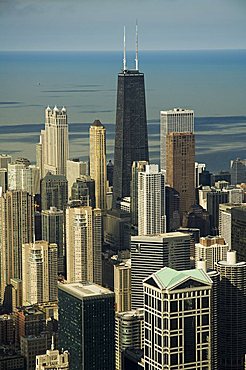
1,35,246,370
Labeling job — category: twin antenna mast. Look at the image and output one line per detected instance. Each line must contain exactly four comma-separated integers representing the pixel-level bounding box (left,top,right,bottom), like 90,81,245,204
123,22,139,72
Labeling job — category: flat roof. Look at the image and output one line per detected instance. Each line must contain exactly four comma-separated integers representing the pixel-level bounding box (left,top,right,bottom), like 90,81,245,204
131,231,190,242
58,282,114,300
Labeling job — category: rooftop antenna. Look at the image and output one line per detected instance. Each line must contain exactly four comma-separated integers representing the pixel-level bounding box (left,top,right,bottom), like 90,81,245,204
135,20,139,71
123,26,127,71
51,335,55,351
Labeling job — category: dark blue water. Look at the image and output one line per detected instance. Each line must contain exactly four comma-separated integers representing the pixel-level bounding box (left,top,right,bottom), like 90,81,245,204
0,50,246,171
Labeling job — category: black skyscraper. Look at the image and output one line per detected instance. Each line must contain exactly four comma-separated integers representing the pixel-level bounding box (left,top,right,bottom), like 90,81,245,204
113,28,149,202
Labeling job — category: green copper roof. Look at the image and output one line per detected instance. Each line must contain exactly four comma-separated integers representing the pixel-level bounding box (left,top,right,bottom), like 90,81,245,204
145,267,212,290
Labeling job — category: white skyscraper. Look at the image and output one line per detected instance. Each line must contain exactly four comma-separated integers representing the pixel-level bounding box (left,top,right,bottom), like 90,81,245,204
138,164,166,236
160,108,194,171
8,162,40,195
66,159,87,198
41,106,69,177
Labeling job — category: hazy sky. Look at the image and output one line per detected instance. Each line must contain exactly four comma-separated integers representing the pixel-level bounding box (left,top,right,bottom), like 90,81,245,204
0,0,246,51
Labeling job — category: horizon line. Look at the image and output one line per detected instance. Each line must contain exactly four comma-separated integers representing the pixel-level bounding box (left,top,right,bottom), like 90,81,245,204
1,48,246,53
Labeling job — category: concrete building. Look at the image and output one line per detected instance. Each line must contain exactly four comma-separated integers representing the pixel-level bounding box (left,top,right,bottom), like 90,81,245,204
0,348,25,370
70,176,95,208
114,259,131,313
228,187,244,204
36,341,69,370
165,185,180,232
0,168,8,194
131,161,148,227
166,132,195,219
66,205,102,285
207,189,229,235
115,309,144,370
138,164,166,235
41,173,68,211
20,334,52,370
8,162,40,195
230,158,246,185
0,190,33,299
195,162,206,188
160,108,194,171
11,278,22,311
89,120,107,210
0,315,15,345
131,232,191,308
195,236,228,270
58,282,115,370
22,241,58,305
40,106,69,177
215,251,246,370
231,205,246,262
66,158,87,198
104,209,131,251
143,266,212,369
0,153,12,169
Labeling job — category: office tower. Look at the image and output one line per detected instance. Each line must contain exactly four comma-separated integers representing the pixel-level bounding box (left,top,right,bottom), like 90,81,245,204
183,204,211,237
131,161,148,227
8,162,40,195
0,314,15,345
199,186,211,210
20,333,53,370
114,260,131,313
22,241,58,305
131,232,191,308
212,171,231,186
107,159,114,186
113,30,149,203
195,162,206,188
219,203,244,249
58,282,115,370
207,189,229,235
115,309,144,370
160,108,194,171
215,251,246,370
71,176,95,207
200,170,212,186
228,187,244,203
0,168,7,193
89,120,107,210
195,236,228,270
0,153,12,169
11,278,22,311
143,266,212,369
36,341,69,370
166,132,195,219
231,205,246,261
66,159,87,198
138,164,166,235
15,306,46,342
40,106,69,177
230,158,246,185
165,185,180,232
66,205,102,284
104,209,131,251
41,173,68,211
42,207,64,274
0,190,33,299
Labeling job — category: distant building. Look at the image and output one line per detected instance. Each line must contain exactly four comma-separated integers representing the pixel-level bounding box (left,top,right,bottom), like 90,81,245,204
0,154,12,169
131,161,148,227
41,173,68,211
207,189,229,235
165,185,180,232
231,205,246,261
66,159,87,198
36,340,69,370
104,209,131,251
114,260,131,313
183,204,211,237
230,158,246,185
71,176,95,208
195,162,206,188
195,236,228,270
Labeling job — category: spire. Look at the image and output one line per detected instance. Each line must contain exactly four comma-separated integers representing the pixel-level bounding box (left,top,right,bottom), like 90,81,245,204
51,335,55,351
135,20,139,71
123,26,127,71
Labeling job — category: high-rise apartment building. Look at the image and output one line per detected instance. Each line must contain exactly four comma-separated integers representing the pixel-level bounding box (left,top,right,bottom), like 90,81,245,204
215,251,246,370
42,207,64,274
230,158,246,185
58,282,115,370
0,168,8,194
8,162,40,195
138,164,166,235
66,159,87,198
66,205,102,285
70,176,95,207
219,203,244,249
115,309,144,370
131,232,191,308
40,106,69,177
113,41,149,202
0,190,33,299
131,161,148,227
160,108,194,171
89,120,107,210
207,189,229,235
231,205,246,261
41,173,68,211
114,259,131,313
166,132,195,218
143,267,212,369
165,185,180,232
22,241,58,305
195,236,228,270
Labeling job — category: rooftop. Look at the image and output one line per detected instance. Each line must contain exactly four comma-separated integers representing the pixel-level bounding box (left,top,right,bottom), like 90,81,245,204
58,282,114,300
132,231,190,242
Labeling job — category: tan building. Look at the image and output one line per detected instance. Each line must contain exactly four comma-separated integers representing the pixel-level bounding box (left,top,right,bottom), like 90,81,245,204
114,259,131,313
36,340,69,370
89,120,107,210
22,241,58,305
11,278,23,311
66,159,87,198
166,132,195,219
195,236,228,270
40,106,69,177
0,190,33,299
66,205,102,285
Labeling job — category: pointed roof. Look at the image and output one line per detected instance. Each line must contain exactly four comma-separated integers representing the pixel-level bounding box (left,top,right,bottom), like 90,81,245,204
144,267,212,291
91,119,104,127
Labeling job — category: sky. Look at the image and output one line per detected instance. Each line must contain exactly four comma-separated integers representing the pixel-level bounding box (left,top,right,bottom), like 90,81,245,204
0,0,246,51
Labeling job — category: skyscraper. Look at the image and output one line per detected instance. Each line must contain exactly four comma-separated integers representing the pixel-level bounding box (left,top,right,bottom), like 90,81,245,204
231,205,246,261
160,108,194,171
40,106,69,177
41,173,68,211
207,189,229,235
22,241,58,305
130,160,148,227
138,164,166,235
195,236,228,270
66,159,87,198
58,282,115,370
113,28,149,202
166,132,195,218
89,120,107,210
230,158,246,185
143,267,212,369
66,204,102,285
114,260,131,313
0,190,33,299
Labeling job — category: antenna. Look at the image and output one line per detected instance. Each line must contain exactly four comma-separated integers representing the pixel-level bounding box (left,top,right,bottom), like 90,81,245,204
51,335,55,350
135,20,139,71
123,26,127,71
